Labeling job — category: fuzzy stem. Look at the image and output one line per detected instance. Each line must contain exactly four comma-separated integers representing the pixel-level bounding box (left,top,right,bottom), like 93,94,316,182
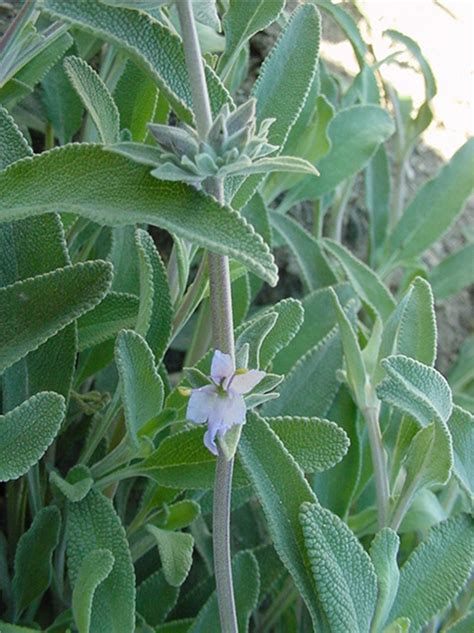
177,2,238,631
363,405,390,528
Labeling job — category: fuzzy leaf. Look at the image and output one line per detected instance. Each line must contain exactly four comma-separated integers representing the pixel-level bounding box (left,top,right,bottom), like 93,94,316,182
284,105,394,208
115,330,164,447
218,0,285,74
389,514,474,632
72,549,115,633
396,277,436,366
266,416,349,473
0,391,65,482
67,490,136,633
43,0,230,121
448,405,474,502
146,525,193,587
386,139,474,266
232,3,320,207
135,229,173,364
323,238,396,323
0,106,32,168
64,55,120,144
0,145,278,286
257,298,304,368
77,292,139,351
114,60,158,142
0,260,112,374
236,312,278,369
50,465,93,503
377,355,452,426
136,570,179,627
370,528,400,633
300,501,378,633
227,155,319,177
238,413,321,628
264,328,342,418
271,213,336,291
12,506,61,617
429,243,474,300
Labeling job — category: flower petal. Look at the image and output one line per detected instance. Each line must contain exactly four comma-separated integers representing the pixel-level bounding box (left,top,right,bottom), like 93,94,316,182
211,350,234,384
186,385,216,424
224,393,247,425
230,369,266,394
204,425,219,455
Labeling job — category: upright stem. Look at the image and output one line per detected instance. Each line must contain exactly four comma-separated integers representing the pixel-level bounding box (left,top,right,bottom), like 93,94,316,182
177,2,238,631
363,405,390,528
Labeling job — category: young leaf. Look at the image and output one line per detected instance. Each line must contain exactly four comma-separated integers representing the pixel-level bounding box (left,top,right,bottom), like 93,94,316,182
135,229,173,364
72,549,115,633
271,212,337,291
43,0,230,121
266,416,349,473
50,465,94,503
448,405,474,502
64,55,120,144
300,501,378,633
386,139,474,267
67,490,136,633
136,570,179,627
0,392,65,482
114,60,158,142
77,292,139,351
283,105,394,209
365,145,391,262
323,238,396,323
146,525,194,587
377,355,452,426
258,298,304,368
188,551,259,633
429,243,474,300
138,427,248,489
263,328,343,418
115,330,164,447
236,312,278,369
12,506,61,617
0,260,112,374
231,3,321,208
218,0,285,76
370,528,400,633
238,413,321,628
389,514,474,632
396,277,437,366
0,145,278,286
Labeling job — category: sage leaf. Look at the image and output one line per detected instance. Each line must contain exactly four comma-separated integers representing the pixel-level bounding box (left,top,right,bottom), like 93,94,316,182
72,549,115,633
370,528,400,633
429,243,474,300
300,501,378,633
67,490,136,633
0,391,65,482
396,277,437,366
386,138,474,267
43,0,230,121
271,213,336,291
114,60,158,142
0,260,112,374
115,330,164,447
389,514,474,632
136,570,179,627
146,525,194,587
238,413,321,628
64,55,120,144
266,416,349,473
0,106,32,168
0,145,278,286
12,506,61,617
77,292,139,351
50,465,93,503
448,405,474,502
377,355,452,426
323,238,396,323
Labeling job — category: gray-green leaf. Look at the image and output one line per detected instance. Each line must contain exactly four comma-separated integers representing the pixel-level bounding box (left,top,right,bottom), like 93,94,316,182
146,525,194,587
72,549,115,633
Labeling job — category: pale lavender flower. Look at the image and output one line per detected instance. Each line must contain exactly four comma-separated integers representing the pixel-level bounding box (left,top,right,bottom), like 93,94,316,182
186,350,265,455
